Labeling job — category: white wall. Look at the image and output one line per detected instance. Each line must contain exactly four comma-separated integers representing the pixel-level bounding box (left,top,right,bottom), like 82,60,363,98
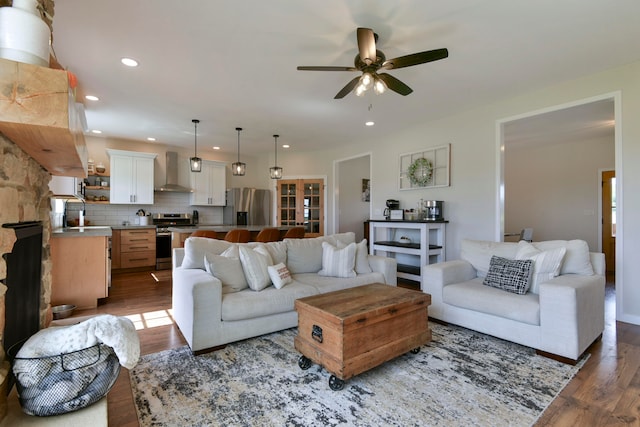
275,60,640,324
85,61,640,324
505,135,615,250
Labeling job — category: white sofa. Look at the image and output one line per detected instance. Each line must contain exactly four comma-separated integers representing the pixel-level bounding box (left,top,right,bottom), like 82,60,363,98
172,232,397,353
423,239,605,362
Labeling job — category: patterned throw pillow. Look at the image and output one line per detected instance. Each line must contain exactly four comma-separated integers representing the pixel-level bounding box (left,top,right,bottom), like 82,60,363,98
267,263,292,289
482,256,533,295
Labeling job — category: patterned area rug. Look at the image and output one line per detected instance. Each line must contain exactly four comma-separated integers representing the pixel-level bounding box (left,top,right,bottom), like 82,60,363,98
130,323,586,427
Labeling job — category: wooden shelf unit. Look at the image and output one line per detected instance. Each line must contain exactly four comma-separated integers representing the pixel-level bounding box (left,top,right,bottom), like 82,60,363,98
369,220,447,290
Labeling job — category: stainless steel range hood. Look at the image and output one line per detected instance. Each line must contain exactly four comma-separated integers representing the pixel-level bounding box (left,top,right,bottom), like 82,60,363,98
155,151,193,192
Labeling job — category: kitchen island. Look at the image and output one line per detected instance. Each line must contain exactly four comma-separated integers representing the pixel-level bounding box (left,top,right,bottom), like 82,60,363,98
51,226,112,309
169,225,292,248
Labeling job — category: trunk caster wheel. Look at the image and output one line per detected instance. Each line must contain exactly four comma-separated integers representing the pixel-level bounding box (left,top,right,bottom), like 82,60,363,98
329,375,345,391
298,355,312,370
410,347,421,354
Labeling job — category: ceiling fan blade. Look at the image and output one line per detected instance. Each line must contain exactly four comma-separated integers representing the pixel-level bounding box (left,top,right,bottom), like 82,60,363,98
382,48,448,70
297,66,358,71
334,76,361,99
377,73,413,96
357,27,377,65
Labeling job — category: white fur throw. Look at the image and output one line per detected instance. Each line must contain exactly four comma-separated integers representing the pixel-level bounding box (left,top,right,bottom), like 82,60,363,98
16,314,140,369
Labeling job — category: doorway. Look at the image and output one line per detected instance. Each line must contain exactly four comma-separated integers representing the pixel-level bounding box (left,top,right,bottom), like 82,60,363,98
334,154,371,241
601,170,616,274
276,178,325,237
497,91,622,320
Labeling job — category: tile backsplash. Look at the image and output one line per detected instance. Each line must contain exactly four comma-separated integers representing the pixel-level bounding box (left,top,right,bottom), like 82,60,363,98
63,191,224,226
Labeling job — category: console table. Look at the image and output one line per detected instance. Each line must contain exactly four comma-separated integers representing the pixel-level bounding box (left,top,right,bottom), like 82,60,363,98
369,219,447,290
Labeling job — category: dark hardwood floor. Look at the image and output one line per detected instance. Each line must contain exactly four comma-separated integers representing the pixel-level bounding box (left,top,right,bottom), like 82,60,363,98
73,270,639,426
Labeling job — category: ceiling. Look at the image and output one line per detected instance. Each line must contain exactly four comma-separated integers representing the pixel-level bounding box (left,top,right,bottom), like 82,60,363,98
51,0,640,155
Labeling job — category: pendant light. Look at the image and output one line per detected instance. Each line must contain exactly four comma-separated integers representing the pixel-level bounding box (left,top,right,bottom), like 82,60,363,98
269,134,283,179
232,127,246,176
190,119,201,172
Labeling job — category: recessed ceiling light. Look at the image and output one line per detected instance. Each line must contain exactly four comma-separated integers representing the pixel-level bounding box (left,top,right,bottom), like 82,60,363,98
282,144,290,148
85,95,99,101
121,57,139,67
91,129,102,134
365,121,375,126
213,146,220,150
147,137,156,142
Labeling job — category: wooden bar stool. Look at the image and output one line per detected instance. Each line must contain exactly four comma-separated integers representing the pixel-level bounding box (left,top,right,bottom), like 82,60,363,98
190,230,219,239
224,229,250,243
283,227,305,239
255,227,280,242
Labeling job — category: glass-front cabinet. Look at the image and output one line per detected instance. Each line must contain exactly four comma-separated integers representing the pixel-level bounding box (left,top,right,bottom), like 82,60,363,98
277,179,324,237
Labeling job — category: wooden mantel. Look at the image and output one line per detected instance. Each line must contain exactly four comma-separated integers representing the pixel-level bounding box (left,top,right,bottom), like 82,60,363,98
0,58,87,177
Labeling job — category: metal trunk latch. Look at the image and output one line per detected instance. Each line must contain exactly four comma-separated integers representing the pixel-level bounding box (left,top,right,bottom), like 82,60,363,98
312,325,323,343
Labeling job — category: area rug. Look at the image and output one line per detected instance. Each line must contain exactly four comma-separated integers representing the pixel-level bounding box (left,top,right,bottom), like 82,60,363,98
130,323,586,427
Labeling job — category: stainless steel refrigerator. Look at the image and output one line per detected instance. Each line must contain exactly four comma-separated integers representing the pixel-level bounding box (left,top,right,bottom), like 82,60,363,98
223,188,272,226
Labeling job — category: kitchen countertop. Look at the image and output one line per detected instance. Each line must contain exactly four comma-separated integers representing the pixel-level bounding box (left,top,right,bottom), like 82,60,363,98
110,225,156,230
52,226,113,238
168,225,291,232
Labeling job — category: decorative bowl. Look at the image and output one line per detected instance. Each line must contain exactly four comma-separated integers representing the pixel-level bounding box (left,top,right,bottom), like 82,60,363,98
52,304,76,320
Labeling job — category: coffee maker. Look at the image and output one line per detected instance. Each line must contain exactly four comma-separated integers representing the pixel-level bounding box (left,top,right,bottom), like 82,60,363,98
384,199,400,219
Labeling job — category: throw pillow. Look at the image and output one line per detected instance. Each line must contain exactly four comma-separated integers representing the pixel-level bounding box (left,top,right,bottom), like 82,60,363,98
482,255,533,295
182,237,232,270
238,246,271,291
204,252,248,293
515,241,566,294
532,240,594,276
267,263,293,289
318,242,356,278
284,237,324,274
337,239,372,274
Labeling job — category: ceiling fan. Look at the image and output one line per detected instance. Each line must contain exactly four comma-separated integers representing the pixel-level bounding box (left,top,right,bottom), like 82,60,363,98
297,27,448,99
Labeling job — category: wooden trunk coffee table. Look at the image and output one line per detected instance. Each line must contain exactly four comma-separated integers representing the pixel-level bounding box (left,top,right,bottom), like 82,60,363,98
294,283,431,390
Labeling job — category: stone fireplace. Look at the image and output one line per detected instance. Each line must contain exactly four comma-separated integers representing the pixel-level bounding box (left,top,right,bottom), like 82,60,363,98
0,134,54,419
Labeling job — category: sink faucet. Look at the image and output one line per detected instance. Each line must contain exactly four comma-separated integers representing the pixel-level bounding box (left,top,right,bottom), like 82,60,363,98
63,194,86,227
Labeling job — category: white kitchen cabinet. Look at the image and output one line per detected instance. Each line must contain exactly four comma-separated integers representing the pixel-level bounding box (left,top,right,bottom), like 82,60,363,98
190,160,226,206
369,220,447,290
107,149,157,204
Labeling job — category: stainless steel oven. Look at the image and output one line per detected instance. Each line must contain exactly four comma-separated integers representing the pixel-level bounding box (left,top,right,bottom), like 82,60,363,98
152,213,193,270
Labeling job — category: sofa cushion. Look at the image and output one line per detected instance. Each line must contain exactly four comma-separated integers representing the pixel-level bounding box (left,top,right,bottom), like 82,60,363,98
285,238,323,274
483,256,533,295
284,233,356,274
515,241,566,294
532,240,594,275
318,242,356,278
268,263,292,289
461,240,518,278
239,246,271,291
443,278,540,325
204,251,248,293
182,237,232,269
294,272,386,294
221,281,318,321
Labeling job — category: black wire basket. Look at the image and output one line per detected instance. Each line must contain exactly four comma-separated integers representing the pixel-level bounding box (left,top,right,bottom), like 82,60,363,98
11,343,121,416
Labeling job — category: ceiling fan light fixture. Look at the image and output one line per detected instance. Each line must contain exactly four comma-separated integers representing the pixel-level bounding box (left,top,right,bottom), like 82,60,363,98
232,127,246,176
373,77,387,95
360,72,373,89
355,84,367,97
269,134,283,179
190,119,202,172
